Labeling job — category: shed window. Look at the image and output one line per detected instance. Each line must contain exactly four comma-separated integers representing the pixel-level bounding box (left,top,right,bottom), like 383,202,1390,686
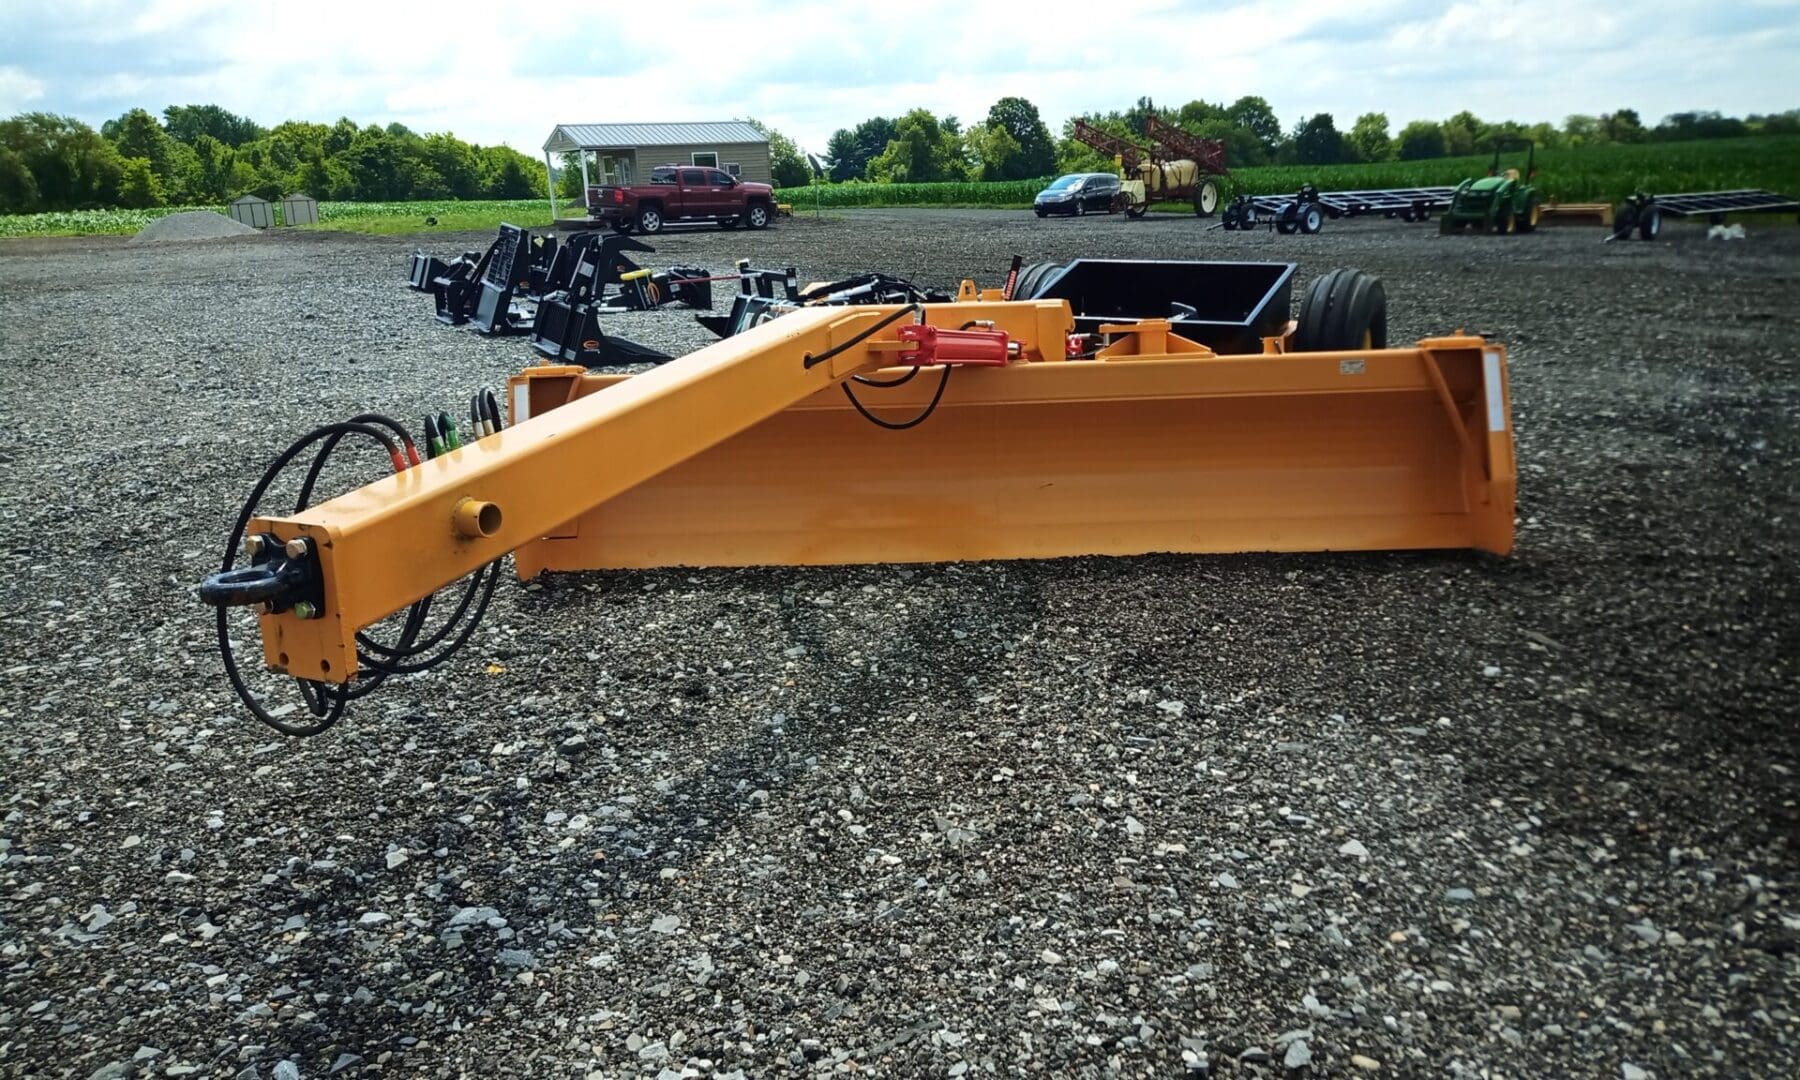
691,151,719,168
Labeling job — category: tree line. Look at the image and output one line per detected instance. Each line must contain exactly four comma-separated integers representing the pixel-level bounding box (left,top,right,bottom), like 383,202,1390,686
0,104,544,213
823,97,1800,183
4,98,1795,214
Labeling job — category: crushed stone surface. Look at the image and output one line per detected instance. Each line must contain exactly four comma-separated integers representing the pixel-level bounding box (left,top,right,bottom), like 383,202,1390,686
0,211,1796,1077
130,210,259,244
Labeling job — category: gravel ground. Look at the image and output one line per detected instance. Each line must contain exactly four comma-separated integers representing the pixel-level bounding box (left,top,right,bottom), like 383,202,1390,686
1,210,1796,1079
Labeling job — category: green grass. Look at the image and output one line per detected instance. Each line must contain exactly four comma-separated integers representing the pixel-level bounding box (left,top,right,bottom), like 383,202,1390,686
6,136,1795,237
0,198,564,238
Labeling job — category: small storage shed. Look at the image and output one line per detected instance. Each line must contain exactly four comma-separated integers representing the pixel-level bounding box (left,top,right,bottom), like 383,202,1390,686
542,121,771,217
228,194,274,229
279,192,319,226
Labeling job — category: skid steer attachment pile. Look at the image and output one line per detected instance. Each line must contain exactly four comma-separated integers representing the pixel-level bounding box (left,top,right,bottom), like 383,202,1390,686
200,261,1515,734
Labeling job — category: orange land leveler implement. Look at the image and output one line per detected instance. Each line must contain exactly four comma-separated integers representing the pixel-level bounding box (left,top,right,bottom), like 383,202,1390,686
199,260,1515,734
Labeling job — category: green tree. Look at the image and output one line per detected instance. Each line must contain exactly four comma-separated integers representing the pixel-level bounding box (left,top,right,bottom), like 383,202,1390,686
1225,96,1283,159
1601,108,1645,143
103,107,198,201
188,134,236,201
1347,112,1392,162
117,157,163,208
1562,114,1602,146
1176,99,1226,129
1292,113,1348,165
104,109,176,171
325,117,359,156
1396,120,1447,160
0,147,42,212
825,117,897,182
422,132,483,198
963,120,1022,181
1441,111,1483,156
982,96,1056,179
0,113,123,209
481,147,539,198
867,109,964,182
1190,118,1263,169
743,117,810,187
163,104,263,147
554,151,585,199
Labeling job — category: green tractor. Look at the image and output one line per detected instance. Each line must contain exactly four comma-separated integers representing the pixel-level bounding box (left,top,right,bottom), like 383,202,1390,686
1440,142,1542,235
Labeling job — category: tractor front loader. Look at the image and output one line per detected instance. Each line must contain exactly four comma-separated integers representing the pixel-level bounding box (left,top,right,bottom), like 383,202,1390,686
199,261,1516,735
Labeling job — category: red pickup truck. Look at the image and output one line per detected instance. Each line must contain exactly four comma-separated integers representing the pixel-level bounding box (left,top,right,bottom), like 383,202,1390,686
587,165,778,235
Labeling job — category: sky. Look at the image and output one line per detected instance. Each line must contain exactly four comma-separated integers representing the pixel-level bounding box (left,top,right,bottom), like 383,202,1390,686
1,0,1795,157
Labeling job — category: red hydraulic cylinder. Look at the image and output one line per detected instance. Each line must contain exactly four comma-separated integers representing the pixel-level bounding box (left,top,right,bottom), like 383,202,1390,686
894,323,1010,366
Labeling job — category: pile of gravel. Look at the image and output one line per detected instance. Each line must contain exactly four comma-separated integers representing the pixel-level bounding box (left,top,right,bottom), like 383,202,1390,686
130,210,258,244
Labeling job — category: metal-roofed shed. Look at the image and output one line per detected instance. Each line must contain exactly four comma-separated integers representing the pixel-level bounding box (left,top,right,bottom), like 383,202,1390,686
542,121,771,218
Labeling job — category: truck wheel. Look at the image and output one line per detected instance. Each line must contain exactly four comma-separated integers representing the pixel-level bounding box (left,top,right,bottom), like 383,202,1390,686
1294,268,1387,353
746,203,771,229
636,205,664,234
1193,179,1219,217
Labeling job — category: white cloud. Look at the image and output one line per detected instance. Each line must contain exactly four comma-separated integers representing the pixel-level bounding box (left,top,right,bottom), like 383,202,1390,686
0,66,46,113
0,0,1793,154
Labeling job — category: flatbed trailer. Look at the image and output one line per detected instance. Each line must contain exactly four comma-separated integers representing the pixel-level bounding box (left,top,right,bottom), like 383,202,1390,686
1243,187,1456,222
1649,189,1800,223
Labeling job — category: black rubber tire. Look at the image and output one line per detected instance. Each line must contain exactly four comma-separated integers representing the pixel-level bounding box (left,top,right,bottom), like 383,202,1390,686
719,216,740,230
1293,268,1388,353
1013,261,1061,300
1491,205,1514,235
1611,203,1638,240
1074,200,1086,217
1638,205,1662,241
745,202,771,229
1515,197,1539,233
635,205,664,234
1035,210,1047,218
1240,204,1257,229
1300,206,1324,234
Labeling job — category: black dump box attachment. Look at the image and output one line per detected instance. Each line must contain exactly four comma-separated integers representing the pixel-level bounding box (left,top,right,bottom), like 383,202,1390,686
1024,259,1295,355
